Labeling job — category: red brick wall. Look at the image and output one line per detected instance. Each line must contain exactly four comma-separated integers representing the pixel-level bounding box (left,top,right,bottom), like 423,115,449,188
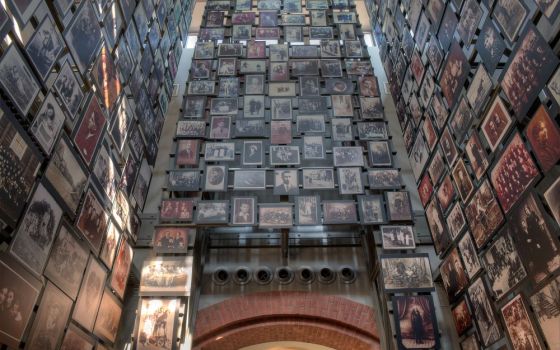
193,291,380,350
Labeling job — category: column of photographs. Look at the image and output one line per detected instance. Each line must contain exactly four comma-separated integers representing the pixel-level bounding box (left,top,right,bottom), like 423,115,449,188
172,0,419,234
0,0,194,349
366,0,560,349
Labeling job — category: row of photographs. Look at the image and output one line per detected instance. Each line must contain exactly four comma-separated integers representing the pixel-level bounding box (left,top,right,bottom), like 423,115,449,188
369,0,560,349
156,192,413,226
207,0,356,12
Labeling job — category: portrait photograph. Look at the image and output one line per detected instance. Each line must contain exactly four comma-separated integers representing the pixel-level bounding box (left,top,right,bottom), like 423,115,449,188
204,165,228,192
441,248,469,300
93,289,122,343
381,254,434,292
76,188,109,255
0,254,42,348
450,98,474,143
381,225,415,250
426,198,451,255
323,201,358,224
270,98,292,120
243,95,265,118
182,96,206,118
217,58,236,76
0,44,41,116
345,40,362,57
270,145,300,165
300,76,320,96
245,75,265,95
270,62,289,81
456,233,481,281
418,174,433,208
195,201,229,224
326,78,354,95
136,298,179,350
99,222,120,270
392,295,439,349
367,169,402,189
476,19,506,74
386,191,413,222
440,42,469,108
303,136,325,159
501,24,559,118
274,170,299,195
140,256,193,296
465,179,505,248
209,116,231,140
452,159,474,203
422,118,438,151
210,98,238,116
295,196,320,225
191,60,212,80
440,128,458,167
73,95,107,166
447,203,467,240
457,0,482,45
468,277,501,347
452,298,473,337
233,170,266,190
110,239,133,300
490,132,539,213
333,146,364,167
465,132,489,180
243,141,263,166
235,120,266,138
332,95,354,117
232,24,251,40
481,97,513,152
159,199,195,222
232,197,256,226
409,133,429,181
92,146,119,203
25,15,64,81
368,141,392,167
64,1,102,73
525,105,560,172
338,167,363,195
302,168,334,190
357,195,385,225
501,294,543,350
176,139,199,166
152,227,191,254
259,204,293,228
73,257,107,331
530,275,560,349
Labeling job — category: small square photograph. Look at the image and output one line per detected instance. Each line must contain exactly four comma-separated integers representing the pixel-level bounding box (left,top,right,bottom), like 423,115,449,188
295,196,321,225
232,197,256,225
303,136,325,159
332,95,354,117
302,168,335,189
232,24,251,40
247,40,266,59
259,11,277,26
274,169,299,195
245,75,265,94
360,97,383,119
332,118,353,141
323,201,358,224
386,191,413,221
233,170,266,190
182,96,206,118
243,141,263,166
204,165,228,192
176,139,199,166
191,60,212,79
271,98,292,119
209,116,231,139
367,169,402,189
338,167,363,195
297,115,325,134
218,77,239,97
243,95,265,118
284,26,303,42
194,42,214,59
300,76,320,96
320,40,341,57
333,146,364,167
320,59,343,77
259,204,293,228
270,44,289,61
204,142,235,162
270,62,289,81
210,98,238,115
368,141,392,167
344,40,362,57
381,225,416,250
271,120,293,144
339,24,356,40
270,145,300,165
168,170,200,191
195,201,229,224
217,58,236,76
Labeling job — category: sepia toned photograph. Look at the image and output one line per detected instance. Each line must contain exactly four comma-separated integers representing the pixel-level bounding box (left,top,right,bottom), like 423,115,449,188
493,0,527,43
468,277,501,346
333,146,364,167
544,176,560,225
99,222,120,270
357,121,387,140
270,145,300,166
182,96,206,118
153,227,190,254
465,132,489,180
233,170,266,190
195,201,229,224
232,197,256,226
176,140,200,166
160,199,195,222
297,114,325,134
64,1,102,73
338,167,363,195
93,289,122,343
76,188,109,255
392,295,439,349
295,196,321,225
136,298,178,350
303,168,334,190
441,248,469,300
481,97,513,151
210,98,238,115
270,98,292,120
447,203,466,240
418,174,433,208
243,140,263,166
357,195,385,224
458,232,482,280
465,180,505,248
501,294,543,350
426,198,451,255
368,141,392,167
386,191,413,222
525,105,560,172
457,0,482,45
140,256,193,297
381,225,415,250
381,254,434,292
409,133,429,181
452,298,473,337
92,146,119,203
367,169,402,189
452,159,474,203
323,201,358,224
168,170,200,191
259,204,293,228
73,95,107,166
236,120,266,138
274,170,299,195
476,19,506,74
440,42,469,108
60,323,95,350
529,275,560,350
110,239,133,300
73,257,107,331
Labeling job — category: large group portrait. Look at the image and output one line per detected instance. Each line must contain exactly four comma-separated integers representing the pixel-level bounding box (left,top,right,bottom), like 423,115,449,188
259,204,293,228
140,256,193,296
465,180,505,249
381,254,434,292
322,201,358,224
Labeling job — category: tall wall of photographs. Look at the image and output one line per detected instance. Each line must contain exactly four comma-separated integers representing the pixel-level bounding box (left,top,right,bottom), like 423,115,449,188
366,0,560,349
0,0,194,349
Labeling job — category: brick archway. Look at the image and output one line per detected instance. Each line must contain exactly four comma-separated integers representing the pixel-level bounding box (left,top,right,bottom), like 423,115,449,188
193,291,380,350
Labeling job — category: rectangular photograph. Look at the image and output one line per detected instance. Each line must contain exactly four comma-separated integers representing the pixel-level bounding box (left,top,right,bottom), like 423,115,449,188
381,225,415,250
136,298,179,350
358,195,385,225
381,254,434,292
295,196,321,225
323,201,358,224
140,256,193,296
392,295,439,349
152,227,191,253
302,168,334,190
195,201,229,224
259,204,293,228
232,197,256,226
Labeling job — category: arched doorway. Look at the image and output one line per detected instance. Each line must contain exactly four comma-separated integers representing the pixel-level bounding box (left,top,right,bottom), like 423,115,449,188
193,291,381,350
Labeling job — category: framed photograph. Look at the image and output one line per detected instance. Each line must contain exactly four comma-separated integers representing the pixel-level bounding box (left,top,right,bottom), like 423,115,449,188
357,121,387,140
210,98,238,115
217,58,236,76
132,158,151,210
358,76,379,97
269,82,296,96
64,1,102,73
302,136,324,160
209,116,231,139
270,145,300,166
245,75,265,95
259,204,293,228
206,11,224,27
232,197,256,226
73,95,107,167
386,191,413,221
182,96,206,118
292,60,320,77
452,159,474,203
502,25,559,118
295,196,321,225
176,139,200,166
73,257,107,331
310,26,333,39
53,61,84,120
465,180,505,249
440,128,458,167
367,141,392,167
299,97,328,115
194,42,214,59
320,40,341,58
204,165,228,192
310,11,327,26
381,254,434,292
204,142,235,162
259,11,277,26
481,97,513,152
525,105,560,172
302,168,334,190
235,119,266,138
381,225,415,250
93,289,122,343
476,19,506,74
333,147,364,167
447,203,467,240
232,12,256,25
368,169,402,189
465,133,489,180
392,295,440,349
92,46,121,112
332,95,353,117
191,60,212,79
493,0,527,44
274,170,299,195
99,221,120,269
152,226,191,253
270,44,289,61
450,98,474,143
441,248,469,300
297,115,325,134
291,46,318,58
199,28,224,40
270,98,292,120
92,145,120,203
357,195,385,225
255,27,280,39
426,198,451,255
491,133,539,213
285,26,303,42
160,199,195,222
218,43,243,57
75,188,109,255
323,201,358,224
188,80,215,96
109,238,133,299
299,77,320,97
60,324,95,349
232,24,251,40
452,298,473,337
457,232,481,280
26,15,64,81
242,141,263,166
338,167,363,195
418,174,434,208
243,95,265,118
176,121,206,139
530,275,560,349
0,253,42,348
544,176,560,225
440,42,469,108
246,41,266,59
409,133,430,181
196,201,229,224
271,120,292,144
501,294,543,350
270,62,288,81
136,298,179,350
233,170,266,190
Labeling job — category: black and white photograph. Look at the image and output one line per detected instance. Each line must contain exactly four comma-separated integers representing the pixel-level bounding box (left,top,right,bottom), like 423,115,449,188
188,80,216,95
274,170,299,195
338,167,363,195
323,201,358,224
245,75,265,95
0,44,40,116
466,179,505,249
270,98,292,120
299,97,328,114
209,116,231,139
204,142,235,162
270,44,288,61
233,170,266,190
529,275,560,350
458,231,482,279
381,254,434,292
64,1,102,73
357,122,387,140
140,256,193,296
450,98,474,143
168,170,200,191
297,115,325,134
295,196,321,225
92,146,119,203
493,0,527,43
367,169,402,189
182,96,206,118
194,42,214,59
76,188,109,255
302,168,334,190
457,0,482,45
292,45,319,58
441,248,469,300
268,82,296,96
368,141,392,167
381,225,415,250
243,141,263,166
270,145,300,165
467,66,493,114
426,198,451,255
196,201,229,224
325,78,354,95
217,58,237,76
409,133,429,181
235,120,266,138
465,133,489,180
232,197,256,225
446,203,466,240
243,95,265,118
53,60,84,120
303,136,325,159
25,16,64,81
333,146,364,167
357,195,385,224
204,165,228,192
452,159,474,203
386,191,413,222
392,295,440,350
332,118,353,141
259,204,293,228
300,76,320,96
176,120,206,138
332,95,354,117
218,43,243,57
73,257,107,331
